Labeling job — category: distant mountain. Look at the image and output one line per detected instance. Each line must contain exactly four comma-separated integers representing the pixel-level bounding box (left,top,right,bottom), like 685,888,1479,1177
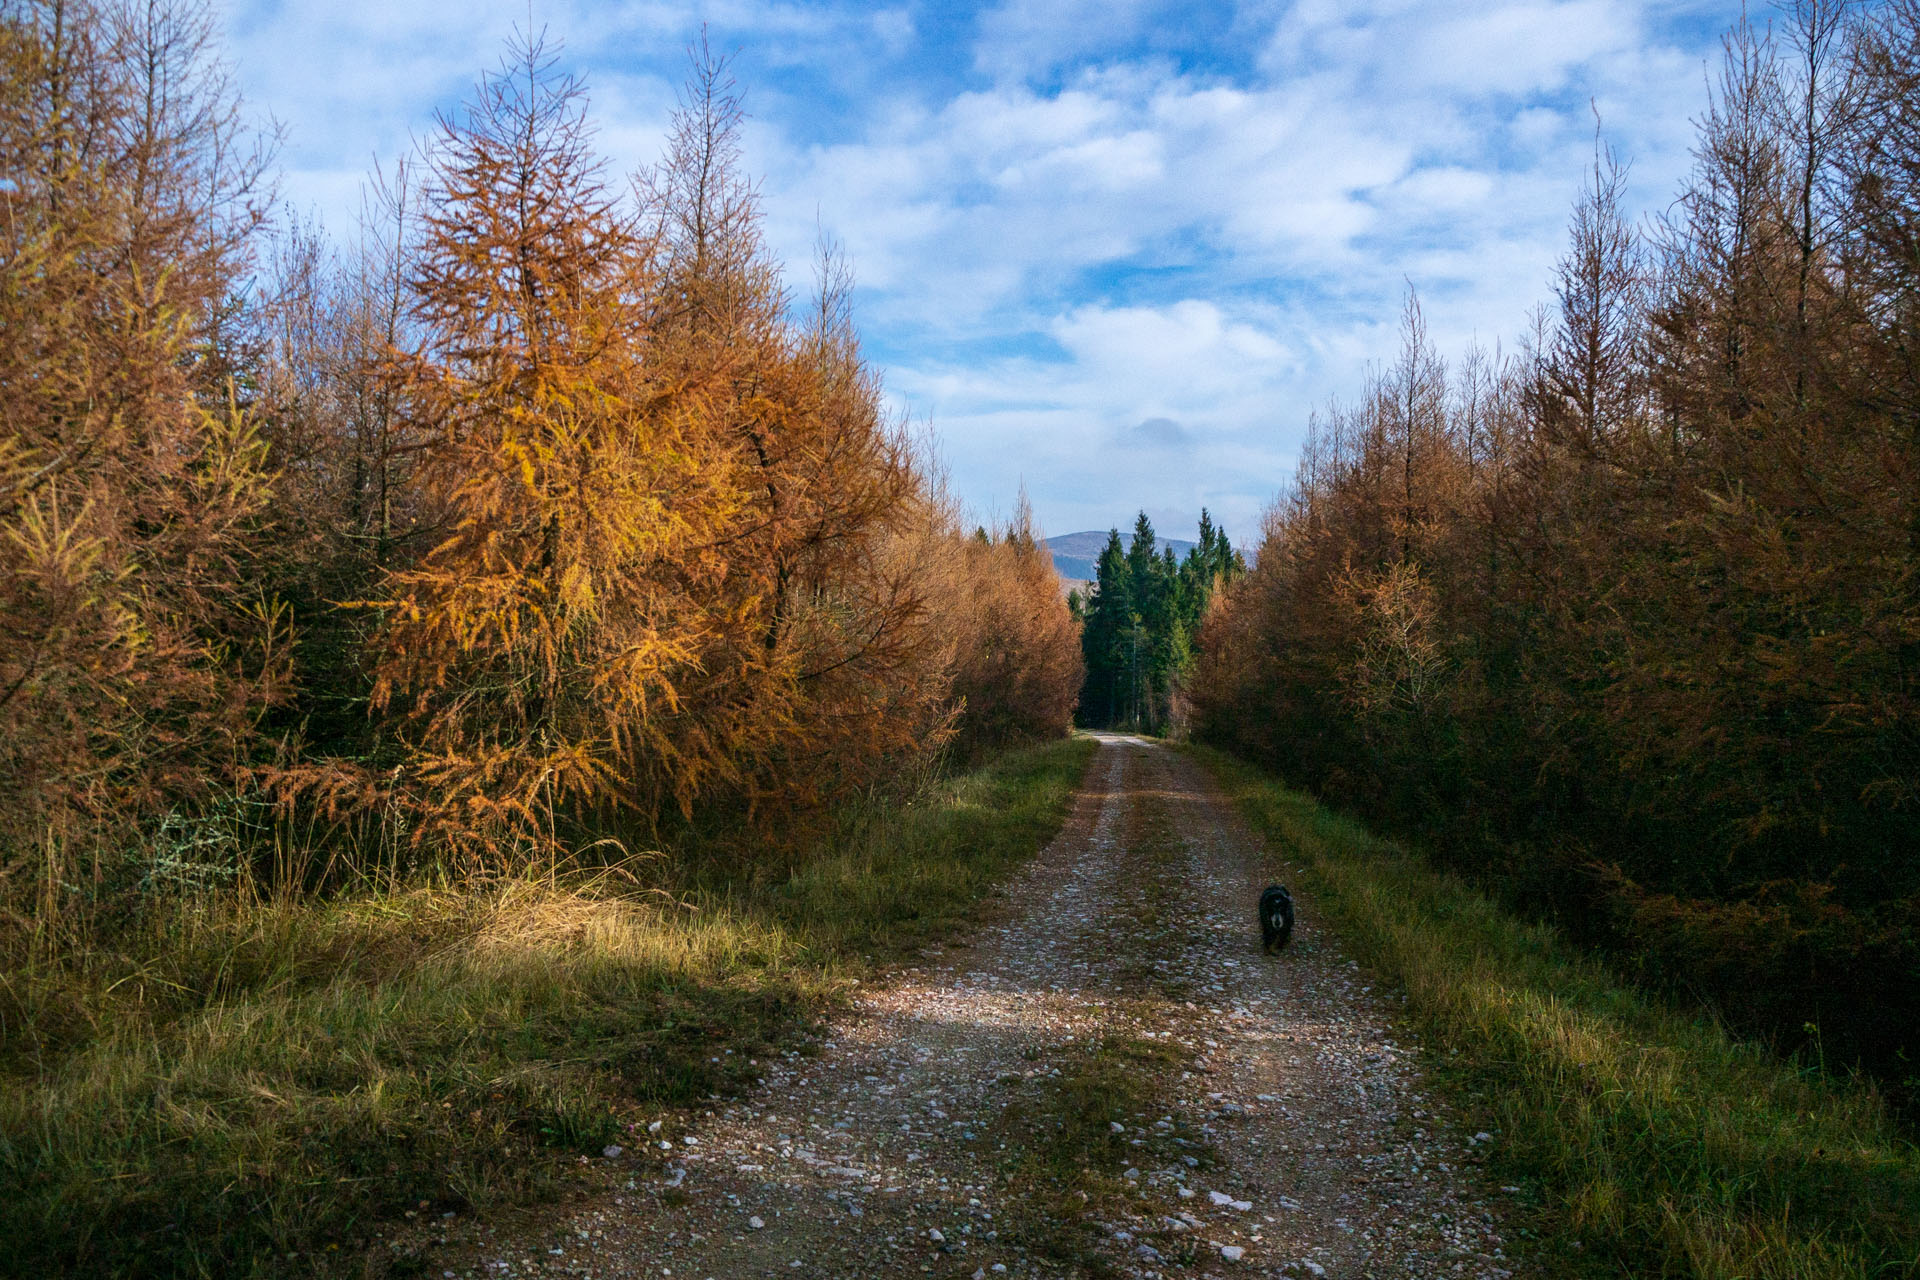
1044,530,1197,583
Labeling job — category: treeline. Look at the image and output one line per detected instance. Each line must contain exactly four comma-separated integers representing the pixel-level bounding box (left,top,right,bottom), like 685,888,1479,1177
1194,2,1920,1091
0,0,1080,937
1074,511,1240,731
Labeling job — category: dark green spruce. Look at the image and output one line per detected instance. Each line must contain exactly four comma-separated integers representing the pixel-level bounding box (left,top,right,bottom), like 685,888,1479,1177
1070,510,1242,732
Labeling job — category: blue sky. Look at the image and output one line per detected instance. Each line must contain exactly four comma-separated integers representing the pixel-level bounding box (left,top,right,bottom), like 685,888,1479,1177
221,0,1745,547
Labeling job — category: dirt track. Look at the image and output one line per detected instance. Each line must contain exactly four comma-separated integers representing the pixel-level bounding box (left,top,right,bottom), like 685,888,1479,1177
437,734,1517,1279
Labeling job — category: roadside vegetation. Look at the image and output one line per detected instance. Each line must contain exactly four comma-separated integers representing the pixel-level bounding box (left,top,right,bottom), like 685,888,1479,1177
2,0,1082,978
1198,745,1920,1280
0,736,1095,1278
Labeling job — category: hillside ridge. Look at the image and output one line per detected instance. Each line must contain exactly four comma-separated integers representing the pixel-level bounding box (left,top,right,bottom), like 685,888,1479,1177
1045,529,1197,582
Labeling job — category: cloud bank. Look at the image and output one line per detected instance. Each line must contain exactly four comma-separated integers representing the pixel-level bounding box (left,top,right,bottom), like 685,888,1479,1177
222,0,1739,543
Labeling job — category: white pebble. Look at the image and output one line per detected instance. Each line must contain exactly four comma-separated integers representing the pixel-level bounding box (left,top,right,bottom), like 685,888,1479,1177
1221,1244,1245,1261
748,1216,764,1230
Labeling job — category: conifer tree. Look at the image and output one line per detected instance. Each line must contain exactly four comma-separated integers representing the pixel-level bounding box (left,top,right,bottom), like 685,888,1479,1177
0,0,284,873
1074,511,1236,732
365,32,733,859
640,41,947,815
940,493,1082,752
1078,529,1131,727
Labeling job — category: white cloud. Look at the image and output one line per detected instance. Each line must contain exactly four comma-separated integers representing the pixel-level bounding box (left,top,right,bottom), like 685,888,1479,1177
1126,417,1190,448
220,0,1741,544
754,3,1725,541
1395,2,1639,95
886,298,1317,538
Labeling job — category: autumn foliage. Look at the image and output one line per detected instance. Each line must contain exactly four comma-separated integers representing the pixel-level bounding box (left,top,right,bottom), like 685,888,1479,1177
1193,2,1920,1092
0,6,1078,923
0,0,284,911
936,498,1083,757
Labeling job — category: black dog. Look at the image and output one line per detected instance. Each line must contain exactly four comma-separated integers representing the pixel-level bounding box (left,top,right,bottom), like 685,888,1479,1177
1259,884,1295,952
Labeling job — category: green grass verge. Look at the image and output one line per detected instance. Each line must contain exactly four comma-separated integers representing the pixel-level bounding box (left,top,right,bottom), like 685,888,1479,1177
0,735,1096,1279
1188,744,1920,1280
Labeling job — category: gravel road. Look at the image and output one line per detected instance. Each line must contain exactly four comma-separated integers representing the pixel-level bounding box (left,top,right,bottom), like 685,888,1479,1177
432,734,1518,1279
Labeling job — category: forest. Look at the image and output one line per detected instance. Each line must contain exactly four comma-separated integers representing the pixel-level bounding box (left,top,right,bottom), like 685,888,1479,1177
1191,0,1920,1099
1072,510,1241,733
0,0,1083,921
9,0,1920,1272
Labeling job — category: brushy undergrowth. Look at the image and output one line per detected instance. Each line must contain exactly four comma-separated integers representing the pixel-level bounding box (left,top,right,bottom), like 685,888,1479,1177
0,736,1095,1279
1191,745,1920,1280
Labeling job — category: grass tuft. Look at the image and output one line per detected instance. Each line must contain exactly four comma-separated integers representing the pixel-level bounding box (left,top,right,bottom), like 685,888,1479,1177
1190,744,1920,1280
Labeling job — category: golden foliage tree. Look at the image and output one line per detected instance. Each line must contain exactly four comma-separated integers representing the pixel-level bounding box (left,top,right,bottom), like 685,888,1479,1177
0,0,283,901
361,34,739,861
1,10,1084,912
633,45,954,818
353,35,990,860
937,494,1082,755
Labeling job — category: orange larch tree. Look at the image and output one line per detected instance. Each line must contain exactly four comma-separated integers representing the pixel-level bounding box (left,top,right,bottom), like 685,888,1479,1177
635,44,952,820
364,32,736,863
0,0,284,918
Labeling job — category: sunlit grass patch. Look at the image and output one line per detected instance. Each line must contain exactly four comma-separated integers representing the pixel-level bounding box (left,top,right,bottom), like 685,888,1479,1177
0,736,1095,1278
1190,745,1920,1280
